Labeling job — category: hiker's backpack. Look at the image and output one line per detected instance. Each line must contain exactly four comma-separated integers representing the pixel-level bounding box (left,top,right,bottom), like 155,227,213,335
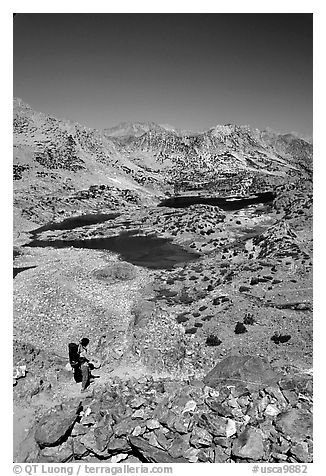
68,343,79,368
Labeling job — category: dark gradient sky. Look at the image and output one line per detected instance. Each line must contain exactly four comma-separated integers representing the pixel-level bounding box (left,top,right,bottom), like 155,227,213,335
13,13,312,136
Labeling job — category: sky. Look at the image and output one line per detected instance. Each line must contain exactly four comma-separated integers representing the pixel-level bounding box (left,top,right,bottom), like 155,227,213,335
13,13,313,136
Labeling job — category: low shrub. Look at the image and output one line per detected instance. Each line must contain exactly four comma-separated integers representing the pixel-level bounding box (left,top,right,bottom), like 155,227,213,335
243,313,255,325
176,313,189,324
234,322,247,334
206,335,222,346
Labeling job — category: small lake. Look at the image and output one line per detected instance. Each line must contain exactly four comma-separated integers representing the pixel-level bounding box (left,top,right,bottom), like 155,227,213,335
13,266,37,278
158,192,275,211
26,231,200,270
30,212,120,237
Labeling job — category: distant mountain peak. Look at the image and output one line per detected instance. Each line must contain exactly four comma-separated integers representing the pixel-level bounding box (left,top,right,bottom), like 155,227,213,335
103,121,168,138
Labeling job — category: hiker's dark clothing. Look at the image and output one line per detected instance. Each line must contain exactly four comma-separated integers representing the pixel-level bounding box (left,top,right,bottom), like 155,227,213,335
73,365,82,383
69,342,91,388
69,343,82,382
81,362,91,390
78,343,91,390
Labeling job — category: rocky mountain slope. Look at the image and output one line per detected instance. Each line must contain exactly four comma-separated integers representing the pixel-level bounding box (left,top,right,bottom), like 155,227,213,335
14,98,312,230
13,98,313,464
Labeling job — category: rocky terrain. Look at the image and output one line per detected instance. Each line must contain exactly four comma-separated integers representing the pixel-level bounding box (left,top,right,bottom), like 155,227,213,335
16,354,312,464
13,98,313,463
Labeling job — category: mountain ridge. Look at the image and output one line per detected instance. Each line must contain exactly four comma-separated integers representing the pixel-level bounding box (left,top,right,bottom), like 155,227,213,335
13,97,312,229
14,97,312,143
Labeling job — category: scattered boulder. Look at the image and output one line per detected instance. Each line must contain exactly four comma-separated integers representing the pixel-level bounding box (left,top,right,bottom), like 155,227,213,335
275,408,312,442
198,412,229,437
71,436,90,459
173,416,190,434
111,453,129,463
129,436,188,463
71,422,88,437
203,355,280,391
239,286,251,292
264,404,281,418
264,385,288,409
198,447,215,462
232,427,265,460
190,427,213,448
146,419,161,430
79,426,113,457
107,436,131,454
279,374,313,399
40,440,74,462
214,444,229,462
130,396,147,409
154,429,172,451
168,434,190,458
34,402,82,448
290,442,313,463
113,417,140,437
131,409,145,419
183,446,200,462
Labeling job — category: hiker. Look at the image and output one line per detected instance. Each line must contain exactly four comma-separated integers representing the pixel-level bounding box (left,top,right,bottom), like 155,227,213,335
68,342,82,383
78,338,91,393
68,338,101,392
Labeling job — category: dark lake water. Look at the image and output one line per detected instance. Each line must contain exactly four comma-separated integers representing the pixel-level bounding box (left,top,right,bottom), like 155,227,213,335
13,266,37,278
158,192,275,211
30,212,120,236
26,231,200,270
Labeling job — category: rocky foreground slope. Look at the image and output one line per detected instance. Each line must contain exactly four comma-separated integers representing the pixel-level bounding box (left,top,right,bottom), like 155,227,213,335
13,99,312,463
17,353,312,464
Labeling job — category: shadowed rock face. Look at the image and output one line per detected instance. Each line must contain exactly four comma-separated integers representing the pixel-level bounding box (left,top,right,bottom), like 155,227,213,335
34,402,82,448
129,436,188,463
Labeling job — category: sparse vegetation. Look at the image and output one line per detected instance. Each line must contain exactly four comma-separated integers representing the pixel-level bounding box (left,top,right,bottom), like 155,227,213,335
243,313,255,325
205,335,222,346
234,322,247,334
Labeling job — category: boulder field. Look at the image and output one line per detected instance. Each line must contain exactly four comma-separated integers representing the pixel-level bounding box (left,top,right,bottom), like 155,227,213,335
17,355,312,464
